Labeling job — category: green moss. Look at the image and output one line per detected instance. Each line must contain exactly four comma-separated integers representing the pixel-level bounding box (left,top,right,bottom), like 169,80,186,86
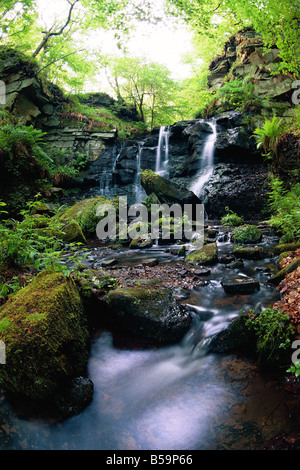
269,257,300,286
185,243,218,265
233,245,268,260
0,271,89,400
58,196,115,238
274,242,300,254
232,225,262,244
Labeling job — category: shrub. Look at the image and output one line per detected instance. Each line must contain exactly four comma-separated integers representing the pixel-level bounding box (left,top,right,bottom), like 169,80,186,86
231,224,262,244
267,178,300,243
221,207,244,226
253,115,283,158
246,308,296,366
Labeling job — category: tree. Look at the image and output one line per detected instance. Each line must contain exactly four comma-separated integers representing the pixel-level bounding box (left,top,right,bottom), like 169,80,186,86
102,54,184,129
0,0,163,90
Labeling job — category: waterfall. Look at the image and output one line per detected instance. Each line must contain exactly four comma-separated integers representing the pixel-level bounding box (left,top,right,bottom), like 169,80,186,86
189,121,217,197
155,126,170,177
99,171,113,197
135,142,146,203
99,144,124,198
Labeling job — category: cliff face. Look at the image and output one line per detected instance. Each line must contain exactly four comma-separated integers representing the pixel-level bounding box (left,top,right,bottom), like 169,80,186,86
0,49,118,162
206,28,296,124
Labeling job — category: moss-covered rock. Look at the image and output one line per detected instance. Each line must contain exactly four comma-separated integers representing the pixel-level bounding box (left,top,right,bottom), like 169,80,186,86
141,169,201,207
231,224,263,244
233,245,268,260
0,271,89,400
105,285,192,344
58,196,113,238
60,220,86,244
274,242,300,254
185,242,218,266
208,314,254,353
269,258,300,286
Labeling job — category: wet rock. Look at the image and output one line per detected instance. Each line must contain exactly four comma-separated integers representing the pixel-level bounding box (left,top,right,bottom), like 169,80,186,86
221,275,260,293
219,254,235,264
142,258,159,267
233,245,268,260
102,259,118,267
185,243,218,266
105,285,192,344
55,377,94,417
194,268,211,276
208,314,254,353
226,259,244,269
268,258,300,286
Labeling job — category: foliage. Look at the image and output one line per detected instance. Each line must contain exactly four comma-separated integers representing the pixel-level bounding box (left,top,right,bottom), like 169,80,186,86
246,307,296,365
101,54,185,129
231,224,262,244
166,0,300,76
221,207,244,226
0,123,51,167
253,115,283,159
267,178,300,243
217,77,256,110
0,200,83,275
286,362,300,378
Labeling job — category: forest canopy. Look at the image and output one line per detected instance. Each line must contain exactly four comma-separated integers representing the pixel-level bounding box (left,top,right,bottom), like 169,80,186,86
0,0,299,128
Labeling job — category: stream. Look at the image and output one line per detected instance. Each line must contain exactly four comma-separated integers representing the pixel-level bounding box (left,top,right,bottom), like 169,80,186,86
0,224,296,451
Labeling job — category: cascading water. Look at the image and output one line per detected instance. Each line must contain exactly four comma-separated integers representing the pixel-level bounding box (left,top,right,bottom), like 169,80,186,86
155,126,170,177
189,121,217,198
99,144,124,198
134,142,147,204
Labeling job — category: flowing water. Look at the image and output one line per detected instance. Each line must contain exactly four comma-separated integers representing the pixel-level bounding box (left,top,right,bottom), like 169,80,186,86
0,226,294,450
155,126,170,178
189,122,217,198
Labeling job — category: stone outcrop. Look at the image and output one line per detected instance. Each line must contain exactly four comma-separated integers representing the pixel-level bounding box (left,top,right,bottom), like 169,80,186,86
206,27,296,122
0,48,118,162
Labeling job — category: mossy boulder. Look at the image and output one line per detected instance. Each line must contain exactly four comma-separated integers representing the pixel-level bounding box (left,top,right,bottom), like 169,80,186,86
269,257,300,286
59,196,113,238
233,245,268,260
208,314,254,353
105,285,192,344
0,271,90,400
185,242,218,266
141,169,201,207
60,220,86,244
231,225,263,244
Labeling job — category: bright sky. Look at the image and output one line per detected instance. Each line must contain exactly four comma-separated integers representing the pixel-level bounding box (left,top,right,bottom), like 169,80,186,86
36,0,193,82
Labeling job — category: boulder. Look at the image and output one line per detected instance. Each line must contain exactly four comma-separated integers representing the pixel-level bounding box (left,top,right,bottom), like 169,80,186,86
268,258,300,286
233,245,268,260
141,169,201,207
105,285,192,344
208,314,254,353
221,275,260,293
0,271,90,400
185,243,218,266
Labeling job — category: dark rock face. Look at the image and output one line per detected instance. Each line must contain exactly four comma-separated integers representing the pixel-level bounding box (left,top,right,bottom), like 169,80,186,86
202,162,269,219
105,286,192,344
55,377,94,417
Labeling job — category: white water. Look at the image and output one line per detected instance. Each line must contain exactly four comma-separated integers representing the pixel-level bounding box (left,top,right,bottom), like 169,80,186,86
135,143,147,204
155,126,170,177
99,145,123,198
189,121,217,197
